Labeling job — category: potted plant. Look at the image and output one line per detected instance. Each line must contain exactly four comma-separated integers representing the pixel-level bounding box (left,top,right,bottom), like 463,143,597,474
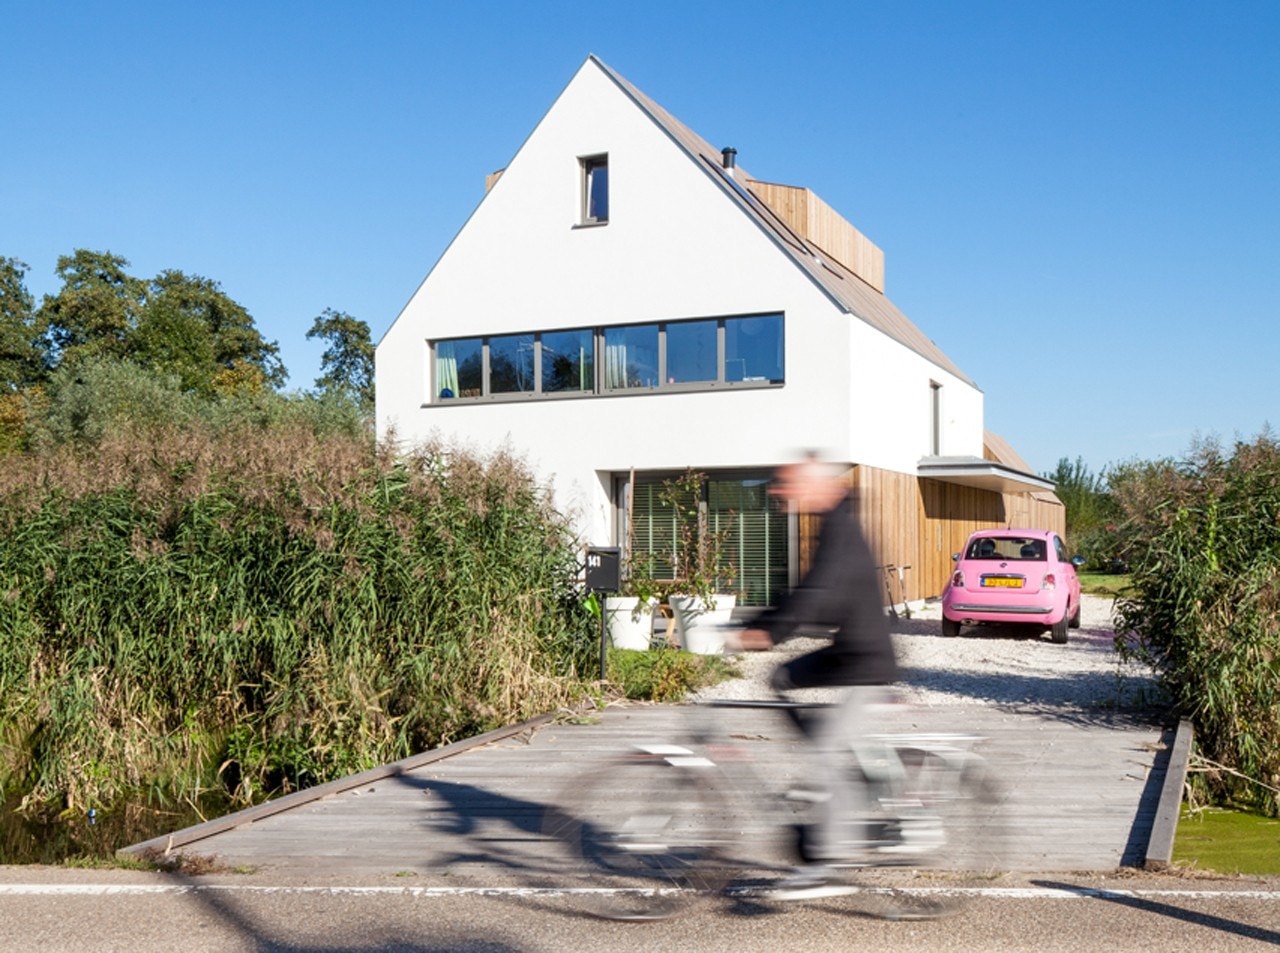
603,553,664,651
603,473,670,651
660,469,739,654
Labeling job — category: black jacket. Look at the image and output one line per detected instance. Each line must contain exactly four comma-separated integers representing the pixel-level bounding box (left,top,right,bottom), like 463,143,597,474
756,492,899,687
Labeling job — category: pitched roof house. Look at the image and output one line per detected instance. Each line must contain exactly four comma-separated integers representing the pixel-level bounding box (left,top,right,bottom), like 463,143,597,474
375,55,1060,608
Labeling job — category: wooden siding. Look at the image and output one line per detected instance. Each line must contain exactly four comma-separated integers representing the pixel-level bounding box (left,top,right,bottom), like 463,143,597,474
796,466,1066,606
851,465,919,603
917,477,1005,599
746,179,886,293
1003,491,1066,538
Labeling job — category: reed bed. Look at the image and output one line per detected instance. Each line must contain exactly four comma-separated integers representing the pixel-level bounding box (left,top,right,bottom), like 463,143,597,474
1115,435,1280,815
0,423,595,817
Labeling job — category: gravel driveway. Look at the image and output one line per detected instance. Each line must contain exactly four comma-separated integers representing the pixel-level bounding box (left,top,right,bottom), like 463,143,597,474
695,594,1162,714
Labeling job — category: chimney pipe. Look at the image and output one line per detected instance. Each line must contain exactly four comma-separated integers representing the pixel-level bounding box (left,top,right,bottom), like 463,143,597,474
721,146,737,176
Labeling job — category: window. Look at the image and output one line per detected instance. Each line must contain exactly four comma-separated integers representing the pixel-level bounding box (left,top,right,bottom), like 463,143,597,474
708,477,788,606
489,334,535,395
431,312,784,402
929,381,942,454
541,328,594,393
435,337,482,399
626,480,682,581
581,154,609,224
603,324,659,390
665,319,718,385
621,471,788,607
725,313,784,382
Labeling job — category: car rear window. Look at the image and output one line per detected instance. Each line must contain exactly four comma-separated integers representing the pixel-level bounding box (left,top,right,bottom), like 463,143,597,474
966,537,1046,561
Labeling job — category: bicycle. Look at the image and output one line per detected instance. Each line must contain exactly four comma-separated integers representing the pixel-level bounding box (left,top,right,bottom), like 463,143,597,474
540,693,1004,921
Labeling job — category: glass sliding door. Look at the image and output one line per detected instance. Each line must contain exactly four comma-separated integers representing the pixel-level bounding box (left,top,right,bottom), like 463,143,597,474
707,477,788,606
623,471,789,607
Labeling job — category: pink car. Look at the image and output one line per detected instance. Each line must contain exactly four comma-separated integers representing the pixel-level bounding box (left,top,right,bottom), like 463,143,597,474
941,529,1084,644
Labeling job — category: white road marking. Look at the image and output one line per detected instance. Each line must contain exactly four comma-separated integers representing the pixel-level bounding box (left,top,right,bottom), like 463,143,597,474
1,883,1277,900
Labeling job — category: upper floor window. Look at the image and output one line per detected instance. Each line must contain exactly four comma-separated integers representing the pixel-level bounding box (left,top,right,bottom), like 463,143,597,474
666,319,718,384
603,324,658,389
581,154,609,224
436,337,483,399
432,312,784,402
541,328,595,393
725,313,784,382
489,333,536,394
929,381,942,455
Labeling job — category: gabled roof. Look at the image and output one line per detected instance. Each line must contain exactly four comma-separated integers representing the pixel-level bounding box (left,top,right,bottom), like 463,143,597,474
591,54,976,388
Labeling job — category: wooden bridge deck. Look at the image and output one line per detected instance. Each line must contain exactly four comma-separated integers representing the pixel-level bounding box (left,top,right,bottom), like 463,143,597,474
142,701,1169,881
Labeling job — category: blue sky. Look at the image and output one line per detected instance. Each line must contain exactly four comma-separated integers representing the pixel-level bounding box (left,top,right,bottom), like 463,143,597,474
5,1,1277,477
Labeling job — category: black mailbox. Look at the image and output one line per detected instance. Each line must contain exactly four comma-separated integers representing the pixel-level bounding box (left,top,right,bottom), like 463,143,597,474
584,546,621,593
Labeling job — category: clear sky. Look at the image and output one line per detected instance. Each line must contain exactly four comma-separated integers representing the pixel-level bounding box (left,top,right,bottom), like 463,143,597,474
5,1,1277,477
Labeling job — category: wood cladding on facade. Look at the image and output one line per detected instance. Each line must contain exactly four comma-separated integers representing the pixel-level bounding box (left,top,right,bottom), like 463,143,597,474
796,464,1066,606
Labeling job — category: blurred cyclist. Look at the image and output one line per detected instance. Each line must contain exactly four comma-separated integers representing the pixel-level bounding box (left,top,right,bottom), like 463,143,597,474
736,453,899,900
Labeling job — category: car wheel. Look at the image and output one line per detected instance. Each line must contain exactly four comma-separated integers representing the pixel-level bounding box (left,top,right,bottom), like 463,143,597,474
1068,601,1081,629
1050,617,1068,644
942,617,962,638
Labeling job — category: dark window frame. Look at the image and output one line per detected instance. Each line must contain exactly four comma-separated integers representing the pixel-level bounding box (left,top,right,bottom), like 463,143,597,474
580,154,609,225
431,313,784,404
615,468,790,607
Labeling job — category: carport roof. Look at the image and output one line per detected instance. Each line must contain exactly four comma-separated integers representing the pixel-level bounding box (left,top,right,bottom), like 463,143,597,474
916,455,1056,495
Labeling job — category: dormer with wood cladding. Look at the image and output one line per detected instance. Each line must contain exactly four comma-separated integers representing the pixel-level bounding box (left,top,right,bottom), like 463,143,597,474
746,180,885,294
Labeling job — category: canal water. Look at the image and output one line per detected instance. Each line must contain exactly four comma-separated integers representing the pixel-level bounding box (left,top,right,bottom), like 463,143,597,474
0,796,228,864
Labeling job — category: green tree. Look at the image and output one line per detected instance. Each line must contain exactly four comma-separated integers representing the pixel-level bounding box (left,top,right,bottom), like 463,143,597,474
1043,455,1122,567
134,270,286,395
25,356,200,448
0,257,48,391
0,257,49,454
306,308,374,406
38,249,145,366
37,251,286,396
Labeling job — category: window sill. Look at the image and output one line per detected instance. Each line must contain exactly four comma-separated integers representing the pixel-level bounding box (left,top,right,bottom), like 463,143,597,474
426,380,783,406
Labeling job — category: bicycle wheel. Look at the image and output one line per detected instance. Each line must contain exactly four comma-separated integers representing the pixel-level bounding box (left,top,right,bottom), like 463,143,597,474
541,754,735,920
855,757,1005,921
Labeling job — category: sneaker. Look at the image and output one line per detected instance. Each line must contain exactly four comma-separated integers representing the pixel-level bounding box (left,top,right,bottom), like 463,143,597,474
763,865,852,901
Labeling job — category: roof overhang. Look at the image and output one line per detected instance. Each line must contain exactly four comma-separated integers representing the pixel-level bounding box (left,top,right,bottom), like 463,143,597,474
916,456,1056,495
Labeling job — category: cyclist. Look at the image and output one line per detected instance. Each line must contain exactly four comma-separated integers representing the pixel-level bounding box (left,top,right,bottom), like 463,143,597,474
736,453,900,900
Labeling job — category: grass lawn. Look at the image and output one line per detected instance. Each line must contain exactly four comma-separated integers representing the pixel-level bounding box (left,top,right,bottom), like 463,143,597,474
1078,572,1132,596
1173,806,1280,876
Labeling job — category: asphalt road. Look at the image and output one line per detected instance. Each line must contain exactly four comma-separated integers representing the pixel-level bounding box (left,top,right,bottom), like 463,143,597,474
2,868,1278,952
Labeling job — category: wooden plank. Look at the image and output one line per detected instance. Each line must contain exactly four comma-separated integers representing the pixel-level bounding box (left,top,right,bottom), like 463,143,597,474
165,702,1164,875
118,713,556,859
1145,720,1192,870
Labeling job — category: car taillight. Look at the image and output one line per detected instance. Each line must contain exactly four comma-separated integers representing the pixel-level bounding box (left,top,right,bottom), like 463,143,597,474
951,570,964,588
1042,573,1057,591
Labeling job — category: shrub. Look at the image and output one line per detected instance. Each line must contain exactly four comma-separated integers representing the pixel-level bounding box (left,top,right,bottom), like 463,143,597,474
606,647,736,702
0,423,595,815
1114,434,1280,815
24,356,370,451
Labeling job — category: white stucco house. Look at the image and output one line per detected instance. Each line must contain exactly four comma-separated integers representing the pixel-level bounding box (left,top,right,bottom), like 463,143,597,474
376,54,1060,608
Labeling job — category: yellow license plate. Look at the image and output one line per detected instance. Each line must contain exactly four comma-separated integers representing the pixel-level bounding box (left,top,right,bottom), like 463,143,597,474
981,576,1023,588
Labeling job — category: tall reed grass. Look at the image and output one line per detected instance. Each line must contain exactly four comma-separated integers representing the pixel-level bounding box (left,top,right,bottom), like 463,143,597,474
1114,435,1280,815
0,422,595,816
